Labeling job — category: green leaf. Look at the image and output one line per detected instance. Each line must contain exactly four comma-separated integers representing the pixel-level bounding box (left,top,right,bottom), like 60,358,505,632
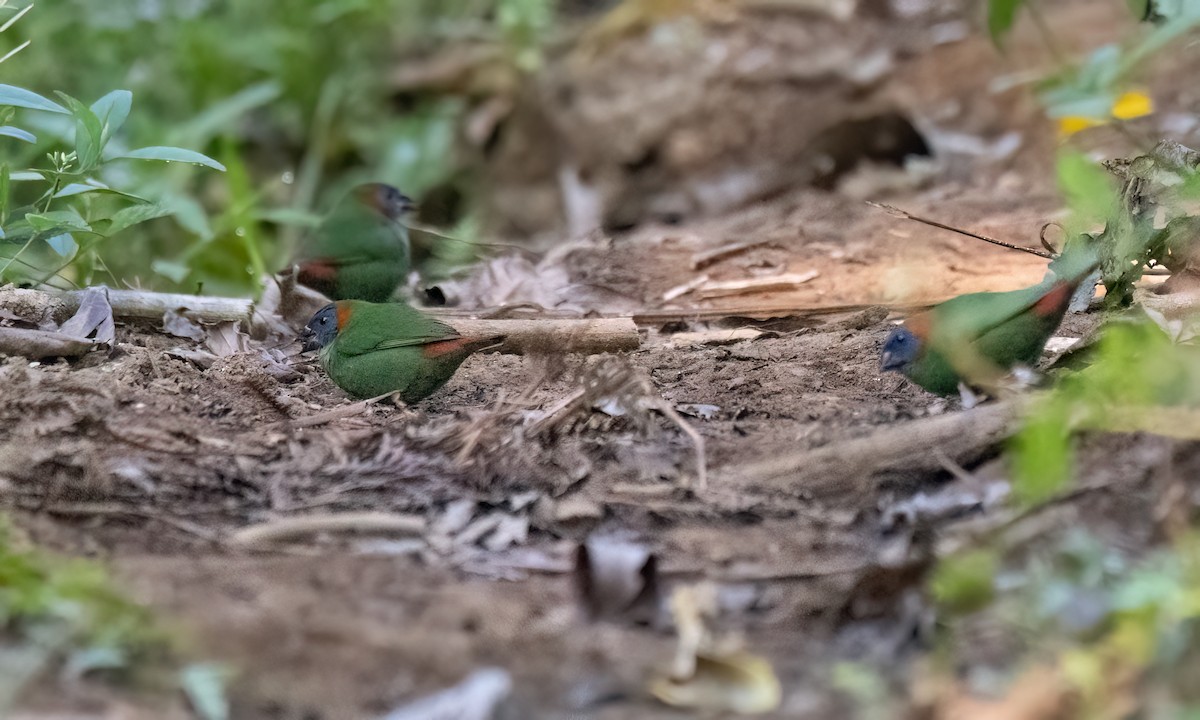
8,171,43,181
44,234,77,257
1057,151,1118,228
0,126,34,143
53,179,147,202
151,259,191,283
25,210,91,233
0,85,69,114
55,93,105,172
168,81,281,148
180,663,231,720
988,0,1027,47
116,146,226,171
0,163,8,226
105,203,173,236
931,549,998,613
90,90,132,142
1010,401,1073,506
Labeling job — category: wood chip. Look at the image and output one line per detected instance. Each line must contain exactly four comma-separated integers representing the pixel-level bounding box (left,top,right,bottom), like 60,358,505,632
662,274,711,302
695,271,819,299
690,240,771,270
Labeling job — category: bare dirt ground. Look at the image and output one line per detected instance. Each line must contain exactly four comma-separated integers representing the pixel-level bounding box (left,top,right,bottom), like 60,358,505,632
3,2,1198,718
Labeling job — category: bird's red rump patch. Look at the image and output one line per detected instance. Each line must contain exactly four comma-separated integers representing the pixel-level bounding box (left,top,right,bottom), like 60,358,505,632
1033,282,1073,318
296,258,337,282
422,337,474,358
336,302,354,330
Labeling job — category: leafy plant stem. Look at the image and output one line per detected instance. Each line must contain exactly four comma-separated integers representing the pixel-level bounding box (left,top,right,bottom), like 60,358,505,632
1027,0,1067,66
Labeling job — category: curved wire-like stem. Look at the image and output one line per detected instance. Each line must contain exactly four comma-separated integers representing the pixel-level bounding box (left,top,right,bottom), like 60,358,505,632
866,201,1055,259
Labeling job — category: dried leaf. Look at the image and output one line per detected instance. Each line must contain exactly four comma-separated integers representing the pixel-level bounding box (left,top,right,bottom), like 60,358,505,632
649,652,782,714
378,668,512,720
58,286,113,344
164,347,219,370
162,308,206,341
574,538,660,622
204,321,249,356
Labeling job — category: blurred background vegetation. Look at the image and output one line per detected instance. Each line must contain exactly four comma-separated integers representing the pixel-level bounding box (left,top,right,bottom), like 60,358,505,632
0,0,560,296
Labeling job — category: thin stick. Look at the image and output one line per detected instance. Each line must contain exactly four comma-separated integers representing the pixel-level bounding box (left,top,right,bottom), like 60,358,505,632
867,202,1054,259
283,392,399,429
229,511,426,547
33,502,223,543
652,398,708,493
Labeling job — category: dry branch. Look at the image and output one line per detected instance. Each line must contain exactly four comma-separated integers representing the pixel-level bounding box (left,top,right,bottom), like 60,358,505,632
230,512,426,547
730,402,1020,501
446,316,639,354
59,288,253,322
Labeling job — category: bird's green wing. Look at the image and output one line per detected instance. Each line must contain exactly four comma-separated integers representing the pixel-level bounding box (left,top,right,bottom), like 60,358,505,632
309,204,409,262
335,302,459,357
930,279,1059,342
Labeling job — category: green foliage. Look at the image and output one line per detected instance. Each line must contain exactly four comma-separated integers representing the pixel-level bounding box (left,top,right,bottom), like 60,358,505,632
1036,2,1200,122
936,529,1200,716
498,0,555,70
987,0,1027,47
0,82,223,288
1011,320,1200,504
931,548,998,613
0,522,169,708
0,0,558,295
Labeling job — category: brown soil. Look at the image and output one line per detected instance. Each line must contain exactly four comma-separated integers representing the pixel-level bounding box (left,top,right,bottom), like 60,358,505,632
4,1,1198,718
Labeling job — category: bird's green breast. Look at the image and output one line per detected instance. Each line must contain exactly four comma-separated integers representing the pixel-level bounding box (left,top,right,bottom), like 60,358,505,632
321,342,464,403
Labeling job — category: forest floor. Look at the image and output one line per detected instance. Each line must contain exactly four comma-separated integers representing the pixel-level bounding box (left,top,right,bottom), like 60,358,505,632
3,2,1197,719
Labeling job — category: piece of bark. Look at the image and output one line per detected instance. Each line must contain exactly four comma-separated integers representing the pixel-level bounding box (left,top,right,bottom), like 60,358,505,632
445,316,639,354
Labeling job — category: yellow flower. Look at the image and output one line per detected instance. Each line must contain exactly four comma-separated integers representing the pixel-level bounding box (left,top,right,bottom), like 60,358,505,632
1057,90,1154,139
1111,90,1154,120
1058,116,1103,138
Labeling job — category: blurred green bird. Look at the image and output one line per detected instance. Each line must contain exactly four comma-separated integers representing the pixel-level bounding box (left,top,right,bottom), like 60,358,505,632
290,183,415,302
880,243,1100,395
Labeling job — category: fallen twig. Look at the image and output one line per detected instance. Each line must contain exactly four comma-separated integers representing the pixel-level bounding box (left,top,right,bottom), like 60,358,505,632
651,398,708,493
32,502,223,543
730,402,1021,502
690,240,772,270
695,271,819,299
867,201,1054,259
445,316,640,355
229,511,426,547
282,392,399,429
59,288,253,323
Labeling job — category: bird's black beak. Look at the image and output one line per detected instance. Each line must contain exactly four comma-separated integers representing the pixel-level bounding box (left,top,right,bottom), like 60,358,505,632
880,351,900,372
299,327,319,353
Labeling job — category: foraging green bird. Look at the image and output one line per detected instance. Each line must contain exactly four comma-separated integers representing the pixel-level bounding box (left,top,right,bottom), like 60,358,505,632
880,244,1099,395
300,300,503,403
291,183,415,302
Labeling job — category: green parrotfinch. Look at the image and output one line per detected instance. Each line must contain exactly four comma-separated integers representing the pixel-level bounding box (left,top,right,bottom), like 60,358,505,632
881,243,1100,395
300,300,503,403
291,183,414,302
